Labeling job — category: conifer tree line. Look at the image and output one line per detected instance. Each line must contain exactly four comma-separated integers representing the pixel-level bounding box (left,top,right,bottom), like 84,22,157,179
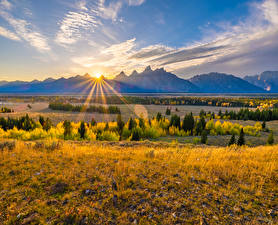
201,108,278,121
0,112,273,145
0,115,52,131
0,107,13,113
49,102,121,114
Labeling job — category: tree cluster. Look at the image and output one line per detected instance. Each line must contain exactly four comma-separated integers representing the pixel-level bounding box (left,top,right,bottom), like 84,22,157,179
49,102,121,114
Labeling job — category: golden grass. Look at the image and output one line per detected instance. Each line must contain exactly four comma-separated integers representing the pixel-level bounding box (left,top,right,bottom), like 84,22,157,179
0,141,277,224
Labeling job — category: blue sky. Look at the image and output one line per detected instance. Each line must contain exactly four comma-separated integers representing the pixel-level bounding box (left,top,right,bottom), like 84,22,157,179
0,0,278,81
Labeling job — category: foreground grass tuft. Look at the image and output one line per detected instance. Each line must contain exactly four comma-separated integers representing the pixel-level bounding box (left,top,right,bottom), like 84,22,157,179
0,141,277,224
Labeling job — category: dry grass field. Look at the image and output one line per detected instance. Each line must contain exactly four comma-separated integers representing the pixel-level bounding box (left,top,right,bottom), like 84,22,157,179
0,141,277,224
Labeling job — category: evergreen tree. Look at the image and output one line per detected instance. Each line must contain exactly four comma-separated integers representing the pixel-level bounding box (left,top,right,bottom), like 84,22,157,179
228,134,236,146
262,121,266,130
104,122,109,131
165,108,171,115
117,114,125,133
91,117,97,126
131,128,142,141
78,121,86,139
128,118,136,130
170,114,180,129
63,120,72,139
39,115,45,127
139,117,146,129
156,112,162,121
267,131,274,145
182,113,194,134
237,128,245,146
201,130,208,144
44,118,52,131
195,120,203,135
200,116,206,129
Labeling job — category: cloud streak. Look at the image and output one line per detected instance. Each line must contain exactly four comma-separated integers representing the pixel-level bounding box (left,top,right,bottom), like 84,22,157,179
0,0,50,52
56,0,146,46
0,26,20,41
71,0,278,77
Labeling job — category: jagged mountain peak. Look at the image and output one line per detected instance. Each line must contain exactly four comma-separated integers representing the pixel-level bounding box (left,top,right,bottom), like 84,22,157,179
143,65,152,72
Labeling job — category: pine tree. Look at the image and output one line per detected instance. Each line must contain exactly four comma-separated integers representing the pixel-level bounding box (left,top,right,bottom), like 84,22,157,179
156,112,162,121
201,130,208,144
267,131,274,145
228,134,236,146
165,108,171,115
128,118,136,130
91,117,97,126
170,114,180,129
182,113,194,134
39,115,45,127
78,121,86,139
262,121,266,130
44,118,52,131
117,114,125,134
104,122,109,131
139,117,146,129
63,120,72,139
237,128,245,146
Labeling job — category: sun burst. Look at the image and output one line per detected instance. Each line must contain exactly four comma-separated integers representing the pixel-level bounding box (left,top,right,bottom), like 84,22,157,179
94,73,102,79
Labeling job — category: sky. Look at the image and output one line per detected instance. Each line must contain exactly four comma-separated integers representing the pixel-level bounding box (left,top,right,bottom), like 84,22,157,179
0,0,278,81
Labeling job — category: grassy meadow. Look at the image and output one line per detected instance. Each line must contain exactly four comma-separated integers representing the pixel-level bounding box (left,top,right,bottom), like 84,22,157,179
0,98,277,224
0,141,277,224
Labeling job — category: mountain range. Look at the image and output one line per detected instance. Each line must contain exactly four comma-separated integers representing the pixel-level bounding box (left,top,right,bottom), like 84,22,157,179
0,66,278,94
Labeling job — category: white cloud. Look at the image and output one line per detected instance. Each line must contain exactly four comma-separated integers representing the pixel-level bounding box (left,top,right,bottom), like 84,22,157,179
127,0,145,6
0,11,50,52
97,0,123,21
0,0,50,52
76,0,88,11
0,0,12,10
0,26,20,41
260,0,278,25
70,0,278,77
55,11,100,45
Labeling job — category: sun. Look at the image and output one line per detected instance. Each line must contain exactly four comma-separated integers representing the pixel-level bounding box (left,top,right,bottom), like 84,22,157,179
94,73,102,79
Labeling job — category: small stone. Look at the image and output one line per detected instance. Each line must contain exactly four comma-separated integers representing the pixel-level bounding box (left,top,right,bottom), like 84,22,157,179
9,170,15,176
112,179,118,191
113,194,118,206
47,199,58,205
83,189,96,195
50,182,68,195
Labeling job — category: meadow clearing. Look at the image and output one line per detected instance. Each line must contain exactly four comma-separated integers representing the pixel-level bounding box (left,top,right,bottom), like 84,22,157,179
0,98,277,224
0,141,277,224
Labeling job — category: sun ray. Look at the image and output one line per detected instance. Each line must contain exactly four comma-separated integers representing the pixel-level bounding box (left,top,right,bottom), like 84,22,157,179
102,80,135,115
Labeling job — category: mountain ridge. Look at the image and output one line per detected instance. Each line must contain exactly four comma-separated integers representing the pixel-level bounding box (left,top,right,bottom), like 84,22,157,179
0,67,277,94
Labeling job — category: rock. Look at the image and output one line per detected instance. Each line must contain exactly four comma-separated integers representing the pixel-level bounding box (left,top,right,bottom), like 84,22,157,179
22,213,39,225
50,182,68,195
83,189,96,195
233,206,241,213
47,199,58,205
113,194,118,206
9,170,15,176
112,179,118,191
62,199,69,205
